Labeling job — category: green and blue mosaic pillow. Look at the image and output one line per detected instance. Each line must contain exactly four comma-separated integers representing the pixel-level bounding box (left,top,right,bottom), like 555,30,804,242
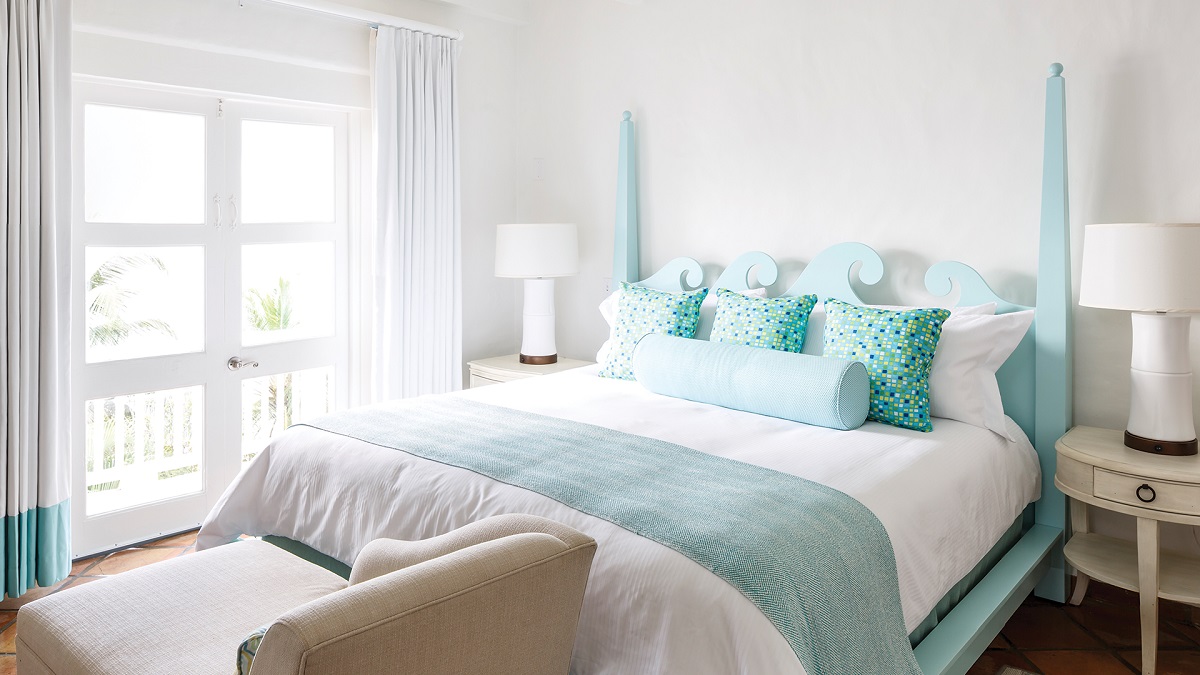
822,298,951,432
599,282,709,380
710,289,818,353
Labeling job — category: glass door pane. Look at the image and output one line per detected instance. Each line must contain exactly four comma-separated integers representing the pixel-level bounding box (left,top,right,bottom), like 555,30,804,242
240,120,336,224
84,247,205,363
83,104,206,224
241,367,333,464
241,242,335,346
85,386,204,516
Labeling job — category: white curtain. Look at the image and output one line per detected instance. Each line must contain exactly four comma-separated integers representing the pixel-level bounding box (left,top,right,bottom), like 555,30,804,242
367,26,462,402
1,0,71,597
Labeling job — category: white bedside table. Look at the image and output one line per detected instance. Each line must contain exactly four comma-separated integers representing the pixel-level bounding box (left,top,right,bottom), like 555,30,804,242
467,354,592,389
1055,426,1200,675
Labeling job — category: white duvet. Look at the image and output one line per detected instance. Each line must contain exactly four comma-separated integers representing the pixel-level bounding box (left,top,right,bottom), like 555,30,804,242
198,366,1040,674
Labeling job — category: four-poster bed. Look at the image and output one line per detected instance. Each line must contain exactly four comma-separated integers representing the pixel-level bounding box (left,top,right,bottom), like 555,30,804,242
198,64,1075,675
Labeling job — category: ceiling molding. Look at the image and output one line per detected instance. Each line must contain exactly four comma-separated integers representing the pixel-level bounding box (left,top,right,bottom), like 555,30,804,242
73,22,370,76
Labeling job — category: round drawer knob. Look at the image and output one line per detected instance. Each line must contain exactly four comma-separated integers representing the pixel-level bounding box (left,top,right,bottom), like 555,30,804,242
1136,484,1157,503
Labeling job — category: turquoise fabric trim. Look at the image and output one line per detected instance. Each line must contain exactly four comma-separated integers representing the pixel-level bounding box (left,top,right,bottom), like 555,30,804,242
822,299,950,432
263,536,351,579
710,289,818,353
301,398,919,675
2,500,70,600
633,334,870,430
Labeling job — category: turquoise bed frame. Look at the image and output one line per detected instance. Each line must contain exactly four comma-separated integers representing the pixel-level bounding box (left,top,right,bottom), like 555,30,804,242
610,64,1073,675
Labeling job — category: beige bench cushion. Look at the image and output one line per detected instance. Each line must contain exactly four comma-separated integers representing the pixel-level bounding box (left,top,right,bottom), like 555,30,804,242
18,540,347,675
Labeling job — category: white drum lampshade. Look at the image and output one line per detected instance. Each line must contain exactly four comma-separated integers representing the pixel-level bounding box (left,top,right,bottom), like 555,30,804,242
1079,223,1200,456
495,224,579,365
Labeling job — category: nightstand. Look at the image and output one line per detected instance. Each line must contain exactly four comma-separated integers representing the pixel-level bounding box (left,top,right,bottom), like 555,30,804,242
467,354,592,388
1055,426,1200,675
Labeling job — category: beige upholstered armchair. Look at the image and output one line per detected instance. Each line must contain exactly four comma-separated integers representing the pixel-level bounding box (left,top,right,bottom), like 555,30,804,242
17,514,597,675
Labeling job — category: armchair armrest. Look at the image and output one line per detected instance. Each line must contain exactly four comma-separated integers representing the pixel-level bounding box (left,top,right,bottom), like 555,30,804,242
249,528,596,675
348,513,593,585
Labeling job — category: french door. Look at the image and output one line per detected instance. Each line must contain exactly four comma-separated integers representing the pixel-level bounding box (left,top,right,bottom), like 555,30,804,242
71,82,350,556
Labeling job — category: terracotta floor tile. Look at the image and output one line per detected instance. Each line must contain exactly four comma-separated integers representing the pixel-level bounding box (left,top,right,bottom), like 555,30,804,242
966,649,1040,675
1087,583,1140,608
989,633,1012,650
1024,650,1135,675
70,556,102,576
0,580,68,611
1167,619,1200,646
144,530,199,548
1065,599,1189,648
1001,604,1102,650
0,655,14,674
1159,598,1197,624
90,547,179,576
59,576,105,591
1117,648,1200,675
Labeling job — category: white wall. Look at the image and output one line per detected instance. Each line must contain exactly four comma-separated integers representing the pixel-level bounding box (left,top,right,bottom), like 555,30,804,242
72,0,522,376
515,0,1200,550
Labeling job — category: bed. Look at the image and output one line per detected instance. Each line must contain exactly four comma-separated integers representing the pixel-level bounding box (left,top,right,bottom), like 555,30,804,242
198,64,1073,675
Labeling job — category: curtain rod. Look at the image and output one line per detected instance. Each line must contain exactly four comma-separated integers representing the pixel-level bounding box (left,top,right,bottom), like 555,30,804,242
247,0,464,40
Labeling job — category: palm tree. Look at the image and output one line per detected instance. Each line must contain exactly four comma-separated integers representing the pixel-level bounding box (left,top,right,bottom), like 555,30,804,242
245,278,296,334
87,255,176,347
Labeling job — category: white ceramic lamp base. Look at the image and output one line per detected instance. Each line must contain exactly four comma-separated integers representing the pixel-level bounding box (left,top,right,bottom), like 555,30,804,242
519,278,558,365
1125,312,1197,455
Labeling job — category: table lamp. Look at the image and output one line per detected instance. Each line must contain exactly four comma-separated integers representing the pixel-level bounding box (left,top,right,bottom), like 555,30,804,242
495,223,579,365
1079,223,1200,456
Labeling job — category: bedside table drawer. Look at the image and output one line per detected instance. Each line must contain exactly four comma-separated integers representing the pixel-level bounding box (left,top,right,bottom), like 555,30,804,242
1094,468,1200,516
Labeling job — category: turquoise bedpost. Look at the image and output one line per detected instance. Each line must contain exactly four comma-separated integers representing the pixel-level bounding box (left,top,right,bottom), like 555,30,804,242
613,111,638,284
1033,63,1072,603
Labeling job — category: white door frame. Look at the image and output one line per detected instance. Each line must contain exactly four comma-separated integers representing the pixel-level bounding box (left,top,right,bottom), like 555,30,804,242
71,79,352,556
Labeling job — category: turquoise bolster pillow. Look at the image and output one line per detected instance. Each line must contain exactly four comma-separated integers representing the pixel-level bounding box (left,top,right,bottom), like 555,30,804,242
632,334,871,431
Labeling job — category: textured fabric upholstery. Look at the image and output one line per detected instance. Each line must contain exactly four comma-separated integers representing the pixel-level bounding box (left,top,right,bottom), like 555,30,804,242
17,515,596,675
254,514,597,675
17,540,347,675
349,512,595,584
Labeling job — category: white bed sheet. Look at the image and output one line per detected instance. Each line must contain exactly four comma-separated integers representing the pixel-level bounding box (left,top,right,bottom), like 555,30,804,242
199,366,1041,675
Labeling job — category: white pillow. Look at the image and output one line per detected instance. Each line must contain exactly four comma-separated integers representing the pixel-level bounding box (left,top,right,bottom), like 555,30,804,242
596,286,768,364
801,301,996,356
928,310,1034,440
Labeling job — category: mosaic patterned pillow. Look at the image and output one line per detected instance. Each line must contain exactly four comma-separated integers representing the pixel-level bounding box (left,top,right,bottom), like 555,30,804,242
236,625,270,675
822,298,951,432
599,283,709,380
710,289,818,353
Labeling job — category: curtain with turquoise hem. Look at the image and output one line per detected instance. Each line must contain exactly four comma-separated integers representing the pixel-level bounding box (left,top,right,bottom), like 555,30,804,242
2,503,71,598
2,0,73,600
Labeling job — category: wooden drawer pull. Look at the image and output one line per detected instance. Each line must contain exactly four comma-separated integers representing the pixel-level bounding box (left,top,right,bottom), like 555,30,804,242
1136,484,1157,503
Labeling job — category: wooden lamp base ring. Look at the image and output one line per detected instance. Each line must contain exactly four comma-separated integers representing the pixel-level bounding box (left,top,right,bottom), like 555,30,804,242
1124,430,1198,456
520,353,557,365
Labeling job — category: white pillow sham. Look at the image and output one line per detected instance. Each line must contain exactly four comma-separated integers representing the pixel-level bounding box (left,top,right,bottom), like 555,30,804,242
597,286,768,364
929,310,1034,440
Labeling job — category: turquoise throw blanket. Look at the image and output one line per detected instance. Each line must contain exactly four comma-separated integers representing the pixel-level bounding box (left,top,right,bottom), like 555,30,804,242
302,397,919,675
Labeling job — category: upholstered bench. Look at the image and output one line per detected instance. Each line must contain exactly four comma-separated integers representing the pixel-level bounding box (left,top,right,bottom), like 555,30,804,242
17,514,597,675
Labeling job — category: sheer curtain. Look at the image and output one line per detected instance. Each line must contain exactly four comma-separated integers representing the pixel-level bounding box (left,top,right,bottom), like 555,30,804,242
366,27,462,402
1,0,71,598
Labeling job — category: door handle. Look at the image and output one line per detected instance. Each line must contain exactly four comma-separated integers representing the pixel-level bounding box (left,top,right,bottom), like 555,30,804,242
227,356,259,371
